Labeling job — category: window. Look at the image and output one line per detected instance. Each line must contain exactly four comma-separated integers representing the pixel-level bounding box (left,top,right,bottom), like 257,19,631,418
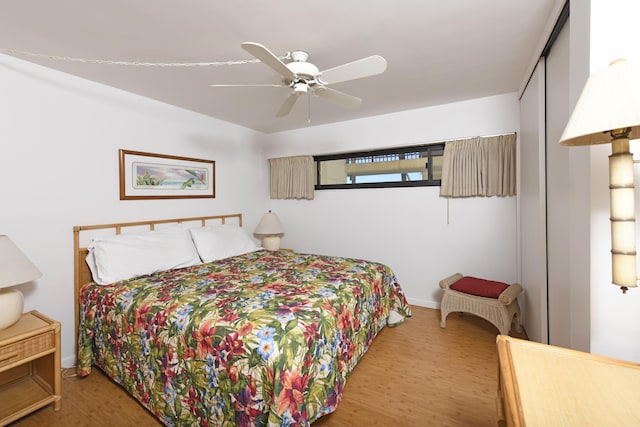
314,143,444,189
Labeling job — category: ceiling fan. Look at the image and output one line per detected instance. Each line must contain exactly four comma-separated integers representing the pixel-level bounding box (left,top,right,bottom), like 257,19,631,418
211,42,387,117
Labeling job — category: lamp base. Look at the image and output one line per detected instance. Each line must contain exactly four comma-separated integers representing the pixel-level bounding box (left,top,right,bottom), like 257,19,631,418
0,288,24,330
610,133,637,292
261,235,281,251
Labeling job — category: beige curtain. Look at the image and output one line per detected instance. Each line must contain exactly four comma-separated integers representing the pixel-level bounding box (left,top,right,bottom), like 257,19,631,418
439,134,516,198
269,156,315,200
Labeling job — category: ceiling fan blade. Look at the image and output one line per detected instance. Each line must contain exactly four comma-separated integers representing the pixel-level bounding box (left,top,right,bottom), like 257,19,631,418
210,83,284,88
319,55,387,84
276,93,300,117
241,42,296,80
314,87,362,108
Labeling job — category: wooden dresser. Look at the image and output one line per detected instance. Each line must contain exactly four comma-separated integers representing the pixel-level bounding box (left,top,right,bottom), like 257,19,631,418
0,311,61,426
496,335,640,426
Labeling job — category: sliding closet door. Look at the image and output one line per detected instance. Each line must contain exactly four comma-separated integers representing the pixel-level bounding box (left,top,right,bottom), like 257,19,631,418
546,18,590,352
519,58,548,344
545,19,574,348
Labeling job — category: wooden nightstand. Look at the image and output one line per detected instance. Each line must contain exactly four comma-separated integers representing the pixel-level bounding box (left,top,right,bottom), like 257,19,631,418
0,310,61,425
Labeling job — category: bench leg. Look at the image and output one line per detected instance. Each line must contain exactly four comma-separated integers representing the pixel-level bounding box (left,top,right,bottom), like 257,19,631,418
440,311,448,328
513,309,523,333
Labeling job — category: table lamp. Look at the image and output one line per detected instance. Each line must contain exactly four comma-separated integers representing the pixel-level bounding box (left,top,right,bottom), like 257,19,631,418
559,59,640,293
254,211,284,251
0,235,42,328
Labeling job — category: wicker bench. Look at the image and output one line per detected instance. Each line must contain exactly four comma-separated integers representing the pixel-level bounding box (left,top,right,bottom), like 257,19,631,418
439,273,522,335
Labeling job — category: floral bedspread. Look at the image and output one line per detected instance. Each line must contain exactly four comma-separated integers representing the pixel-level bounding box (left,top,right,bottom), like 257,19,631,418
78,250,411,426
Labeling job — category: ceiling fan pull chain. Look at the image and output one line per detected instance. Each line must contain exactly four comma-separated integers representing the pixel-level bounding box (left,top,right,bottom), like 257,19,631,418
307,92,312,124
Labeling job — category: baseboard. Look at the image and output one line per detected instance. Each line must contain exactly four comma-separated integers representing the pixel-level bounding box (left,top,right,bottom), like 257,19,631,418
62,355,77,369
406,297,440,310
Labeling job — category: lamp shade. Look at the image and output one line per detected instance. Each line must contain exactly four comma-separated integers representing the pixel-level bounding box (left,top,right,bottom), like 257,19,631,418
254,211,284,235
559,59,640,146
0,235,42,288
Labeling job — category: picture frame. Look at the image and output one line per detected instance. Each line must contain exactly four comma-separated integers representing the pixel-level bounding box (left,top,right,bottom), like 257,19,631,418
119,149,215,200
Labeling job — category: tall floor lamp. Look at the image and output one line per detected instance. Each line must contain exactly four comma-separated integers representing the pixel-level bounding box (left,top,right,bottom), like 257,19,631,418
559,59,640,293
0,235,42,329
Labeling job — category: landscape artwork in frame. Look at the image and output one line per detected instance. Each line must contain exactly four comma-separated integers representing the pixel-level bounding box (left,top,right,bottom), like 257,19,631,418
119,149,215,200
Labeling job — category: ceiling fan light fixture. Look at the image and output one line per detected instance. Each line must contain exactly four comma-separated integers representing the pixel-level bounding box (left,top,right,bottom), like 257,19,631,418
290,50,309,62
293,82,308,94
286,61,319,79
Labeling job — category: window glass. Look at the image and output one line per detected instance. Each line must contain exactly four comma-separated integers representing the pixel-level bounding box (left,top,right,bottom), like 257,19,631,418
315,143,443,189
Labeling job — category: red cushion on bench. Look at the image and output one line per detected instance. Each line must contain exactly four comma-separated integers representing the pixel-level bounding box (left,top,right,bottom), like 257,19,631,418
450,276,509,299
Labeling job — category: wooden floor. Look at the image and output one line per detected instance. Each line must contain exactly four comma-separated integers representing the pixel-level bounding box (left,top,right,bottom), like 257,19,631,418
10,306,524,426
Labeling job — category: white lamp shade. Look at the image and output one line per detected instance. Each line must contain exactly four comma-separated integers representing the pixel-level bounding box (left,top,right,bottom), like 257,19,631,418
559,59,640,146
0,235,42,288
254,211,284,235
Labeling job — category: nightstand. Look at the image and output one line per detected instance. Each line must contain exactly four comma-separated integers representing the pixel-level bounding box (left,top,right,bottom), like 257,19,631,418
0,310,61,425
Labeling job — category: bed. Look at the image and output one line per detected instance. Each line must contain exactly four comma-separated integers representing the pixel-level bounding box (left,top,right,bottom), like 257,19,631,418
74,214,411,426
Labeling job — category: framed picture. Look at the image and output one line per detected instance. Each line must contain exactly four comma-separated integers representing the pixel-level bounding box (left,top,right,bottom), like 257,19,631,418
119,149,215,200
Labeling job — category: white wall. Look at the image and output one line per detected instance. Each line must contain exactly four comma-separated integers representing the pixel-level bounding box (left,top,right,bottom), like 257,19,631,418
262,93,520,309
0,54,268,366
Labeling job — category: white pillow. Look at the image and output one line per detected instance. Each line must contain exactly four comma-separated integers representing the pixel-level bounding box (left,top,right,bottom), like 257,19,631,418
189,224,260,263
86,227,201,285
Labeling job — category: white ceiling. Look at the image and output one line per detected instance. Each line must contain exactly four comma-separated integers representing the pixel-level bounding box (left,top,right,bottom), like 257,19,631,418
1,1,558,134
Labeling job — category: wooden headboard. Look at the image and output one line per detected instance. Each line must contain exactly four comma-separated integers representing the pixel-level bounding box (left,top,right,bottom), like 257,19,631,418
73,213,243,348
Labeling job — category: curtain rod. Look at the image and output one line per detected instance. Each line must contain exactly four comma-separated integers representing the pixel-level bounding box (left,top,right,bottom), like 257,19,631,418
440,131,517,144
